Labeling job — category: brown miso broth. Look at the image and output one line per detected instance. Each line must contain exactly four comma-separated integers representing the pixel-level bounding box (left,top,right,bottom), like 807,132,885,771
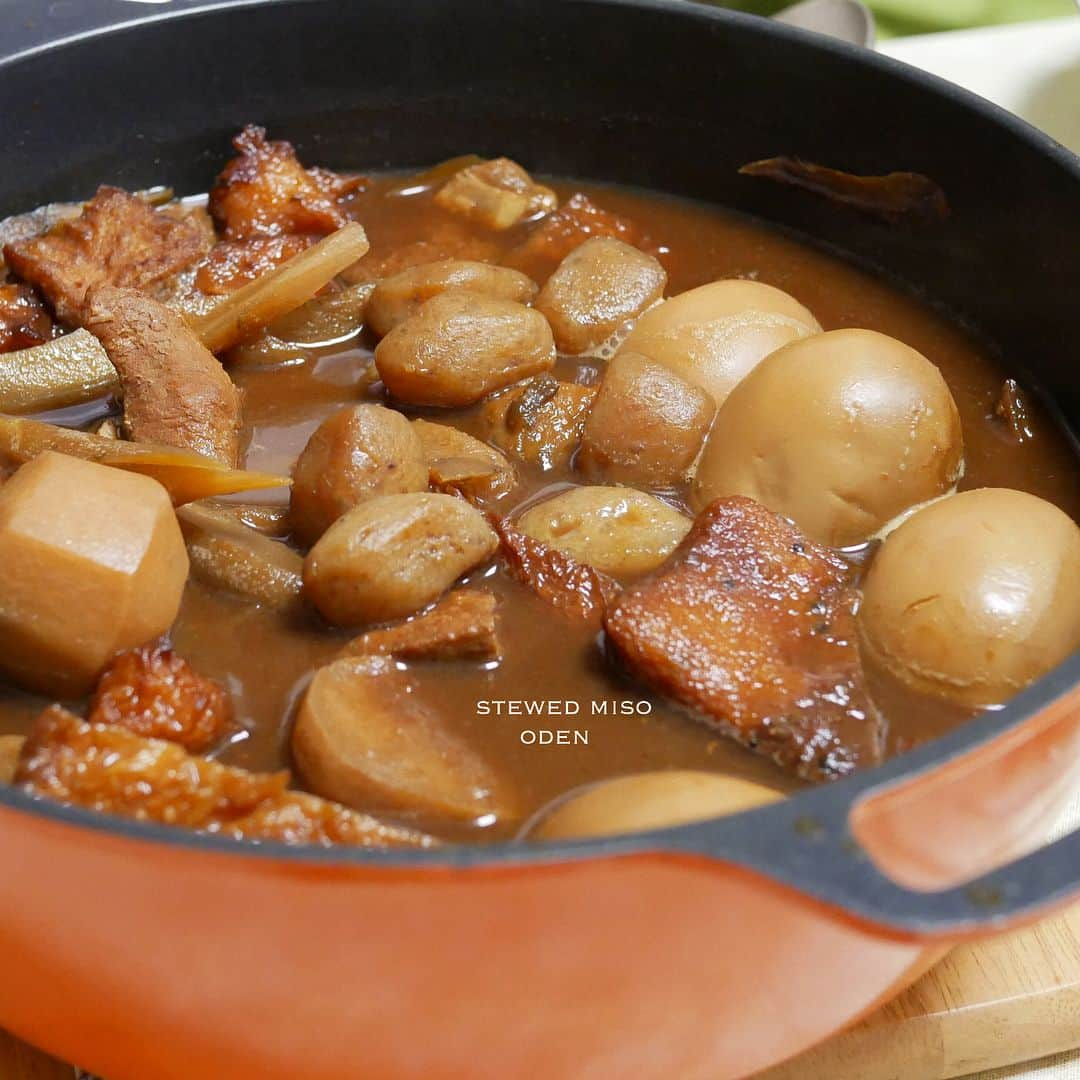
1,169,1077,844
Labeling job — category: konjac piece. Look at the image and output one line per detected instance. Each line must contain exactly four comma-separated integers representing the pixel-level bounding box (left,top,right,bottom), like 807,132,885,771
516,486,691,577
83,285,243,466
303,492,499,626
88,643,233,753
178,502,305,613
3,186,210,324
16,705,432,849
289,404,428,545
293,655,515,822
535,236,667,355
374,290,555,408
366,259,537,337
0,452,189,696
604,496,884,780
577,350,716,488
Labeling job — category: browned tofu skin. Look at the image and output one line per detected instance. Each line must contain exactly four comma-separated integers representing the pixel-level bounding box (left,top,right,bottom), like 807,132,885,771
505,192,649,277
341,224,500,287
195,234,314,295
208,125,364,241
535,237,667,354
16,705,432,849
434,158,557,231
84,285,243,466
578,351,716,488
492,515,617,627
604,497,883,780
88,643,234,753
481,375,595,471
0,283,56,352
0,735,23,784
3,186,210,324
341,590,501,663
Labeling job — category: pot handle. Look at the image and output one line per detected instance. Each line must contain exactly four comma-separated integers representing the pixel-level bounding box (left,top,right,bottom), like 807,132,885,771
669,674,1080,940
673,789,1080,940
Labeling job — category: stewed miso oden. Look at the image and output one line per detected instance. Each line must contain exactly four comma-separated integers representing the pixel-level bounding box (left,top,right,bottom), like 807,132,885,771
0,129,1077,849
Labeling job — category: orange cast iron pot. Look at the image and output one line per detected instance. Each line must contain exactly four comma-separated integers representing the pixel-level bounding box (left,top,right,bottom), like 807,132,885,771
1,1,1079,1077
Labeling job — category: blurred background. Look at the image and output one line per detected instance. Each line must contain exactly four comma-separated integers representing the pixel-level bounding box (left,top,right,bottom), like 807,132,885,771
718,0,1073,36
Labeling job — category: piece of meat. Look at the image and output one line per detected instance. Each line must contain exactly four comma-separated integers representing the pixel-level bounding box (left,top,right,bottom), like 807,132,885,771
88,643,233,753
208,124,365,241
340,590,501,663
492,515,617,626
83,284,243,465
0,283,56,352
504,193,649,277
604,497,883,781
3,186,211,324
15,705,433,849
195,234,315,295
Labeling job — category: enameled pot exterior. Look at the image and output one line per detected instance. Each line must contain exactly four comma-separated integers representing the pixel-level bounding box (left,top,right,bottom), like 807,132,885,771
1,1,1078,1076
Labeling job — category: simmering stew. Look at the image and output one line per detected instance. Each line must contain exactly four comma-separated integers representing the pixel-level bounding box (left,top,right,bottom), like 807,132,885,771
0,128,1077,847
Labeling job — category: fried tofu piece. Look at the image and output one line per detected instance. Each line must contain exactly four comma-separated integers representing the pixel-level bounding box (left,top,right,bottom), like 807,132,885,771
604,497,883,781
83,285,243,466
88,643,233,753
492,515,616,626
223,790,433,847
195,234,314,295
0,283,55,352
208,125,364,241
340,590,501,663
3,186,211,324
0,735,23,784
481,376,595,471
16,706,433,849
434,158,557,230
341,225,501,287
505,193,648,276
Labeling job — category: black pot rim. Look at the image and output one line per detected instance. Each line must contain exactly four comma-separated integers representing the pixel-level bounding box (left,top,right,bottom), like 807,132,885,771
0,0,1078,936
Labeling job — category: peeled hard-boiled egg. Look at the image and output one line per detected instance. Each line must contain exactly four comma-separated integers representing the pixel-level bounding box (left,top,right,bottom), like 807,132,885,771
858,488,1080,707
530,770,783,840
616,279,820,409
691,328,964,547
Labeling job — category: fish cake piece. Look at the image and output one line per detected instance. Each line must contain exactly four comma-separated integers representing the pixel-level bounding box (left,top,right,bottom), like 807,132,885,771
604,497,883,780
3,186,210,324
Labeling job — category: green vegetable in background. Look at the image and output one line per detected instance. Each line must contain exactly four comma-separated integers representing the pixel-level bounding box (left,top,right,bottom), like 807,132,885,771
713,0,1074,37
